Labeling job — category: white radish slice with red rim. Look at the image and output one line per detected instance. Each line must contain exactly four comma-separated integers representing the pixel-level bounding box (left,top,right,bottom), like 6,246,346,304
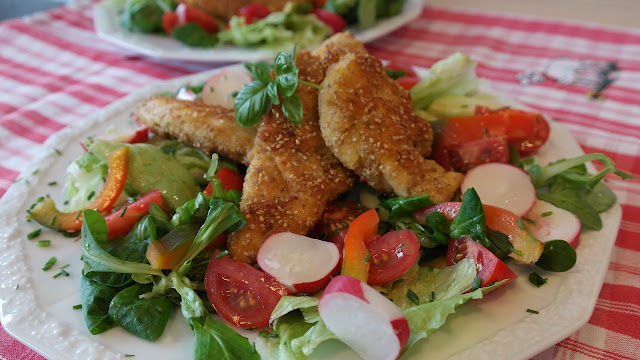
97,123,149,144
524,199,581,248
461,162,537,217
257,232,339,294
201,67,253,109
318,275,410,360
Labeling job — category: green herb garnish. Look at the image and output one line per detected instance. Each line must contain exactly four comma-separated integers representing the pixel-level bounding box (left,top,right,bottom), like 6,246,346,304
541,211,553,217
73,304,83,310
42,257,57,271
528,272,548,287
27,229,41,240
526,309,539,314
471,277,482,291
36,240,51,247
406,289,420,305
234,45,320,127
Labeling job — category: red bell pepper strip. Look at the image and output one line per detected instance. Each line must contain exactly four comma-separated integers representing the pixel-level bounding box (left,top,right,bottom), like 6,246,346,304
28,146,130,232
414,202,544,264
105,190,168,239
341,209,379,282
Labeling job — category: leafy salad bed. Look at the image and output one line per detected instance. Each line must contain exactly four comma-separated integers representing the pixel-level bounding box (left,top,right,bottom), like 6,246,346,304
22,52,632,360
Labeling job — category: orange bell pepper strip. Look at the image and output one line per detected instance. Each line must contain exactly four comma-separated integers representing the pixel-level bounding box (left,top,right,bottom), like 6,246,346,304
341,209,379,282
413,202,544,264
28,146,130,232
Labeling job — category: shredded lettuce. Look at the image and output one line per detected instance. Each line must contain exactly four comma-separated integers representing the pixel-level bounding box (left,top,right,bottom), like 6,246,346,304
410,52,482,115
258,259,506,360
217,12,330,51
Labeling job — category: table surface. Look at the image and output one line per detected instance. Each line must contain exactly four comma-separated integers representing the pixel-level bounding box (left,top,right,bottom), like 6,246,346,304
0,1,639,360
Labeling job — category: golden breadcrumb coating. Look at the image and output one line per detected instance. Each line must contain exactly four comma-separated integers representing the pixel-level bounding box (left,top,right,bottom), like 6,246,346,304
135,96,257,165
227,50,355,263
318,52,463,203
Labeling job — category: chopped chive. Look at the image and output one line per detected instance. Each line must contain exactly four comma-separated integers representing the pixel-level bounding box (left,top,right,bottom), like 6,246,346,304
124,355,135,358
516,218,525,230
49,216,56,226
510,247,523,256
259,331,270,338
54,148,62,155
60,264,70,269
406,289,419,305
25,179,30,185
27,229,42,240
268,333,279,338
541,211,553,217
252,341,256,353
75,211,82,219
120,206,128,217
73,304,82,310
87,191,95,201
325,216,335,222
216,250,229,259
524,217,536,225
364,252,370,263
340,221,348,227
42,256,57,270
32,169,39,175
36,240,51,247
526,309,539,314
528,272,548,287
63,200,69,205
430,291,435,302
394,243,405,255
47,181,57,186
15,284,19,290
471,277,482,291
53,269,69,279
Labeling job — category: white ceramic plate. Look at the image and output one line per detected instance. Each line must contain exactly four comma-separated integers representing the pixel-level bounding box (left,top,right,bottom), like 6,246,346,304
0,66,621,360
93,0,423,62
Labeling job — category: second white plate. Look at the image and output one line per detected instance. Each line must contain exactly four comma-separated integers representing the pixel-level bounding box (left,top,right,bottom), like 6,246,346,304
93,0,423,62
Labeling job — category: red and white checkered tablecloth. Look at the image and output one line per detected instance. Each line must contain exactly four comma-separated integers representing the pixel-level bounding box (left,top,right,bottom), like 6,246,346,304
0,1,638,359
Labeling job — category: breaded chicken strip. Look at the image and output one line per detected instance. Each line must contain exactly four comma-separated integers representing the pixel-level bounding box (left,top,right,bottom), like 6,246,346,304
136,96,257,165
227,51,355,264
318,52,463,203
313,33,433,157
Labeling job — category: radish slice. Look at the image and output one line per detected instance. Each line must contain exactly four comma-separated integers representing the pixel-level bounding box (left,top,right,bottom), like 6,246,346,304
257,232,339,294
524,200,581,248
461,162,536,217
201,67,252,109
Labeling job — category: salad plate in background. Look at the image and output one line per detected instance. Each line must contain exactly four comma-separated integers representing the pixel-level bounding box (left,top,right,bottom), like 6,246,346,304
93,0,423,62
0,64,622,360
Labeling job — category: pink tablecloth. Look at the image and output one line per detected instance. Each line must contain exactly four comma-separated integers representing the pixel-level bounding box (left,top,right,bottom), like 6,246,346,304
1,1,639,359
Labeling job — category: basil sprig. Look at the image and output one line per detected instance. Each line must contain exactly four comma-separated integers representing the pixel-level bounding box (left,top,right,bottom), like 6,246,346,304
234,45,320,127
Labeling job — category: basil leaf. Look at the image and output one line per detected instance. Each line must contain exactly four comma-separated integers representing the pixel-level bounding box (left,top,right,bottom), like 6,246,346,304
234,80,273,128
109,283,173,341
267,81,280,105
274,50,299,97
282,93,303,125
245,63,273,84
535,240,576,272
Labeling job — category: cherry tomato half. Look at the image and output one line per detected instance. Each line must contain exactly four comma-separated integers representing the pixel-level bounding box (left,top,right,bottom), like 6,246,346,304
309,201,366,239
446,236,517,288
434,137,509,173
312,9,346,33
366,229,420,285
204,251,289,328
164,3,218,35
237,4,270,24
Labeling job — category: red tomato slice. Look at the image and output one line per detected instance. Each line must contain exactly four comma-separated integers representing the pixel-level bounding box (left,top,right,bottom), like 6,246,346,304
384,61,420,90
203,168,244,196
204,251,289,328
310,201,366,239
366,229,420,285
312,9,346,33
237,4,270,24
435,137,509,173
396,76,421,90
446,236,517,287
104,190,168,240
175,3,218,34
439,109,550,156
162,11,178,35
